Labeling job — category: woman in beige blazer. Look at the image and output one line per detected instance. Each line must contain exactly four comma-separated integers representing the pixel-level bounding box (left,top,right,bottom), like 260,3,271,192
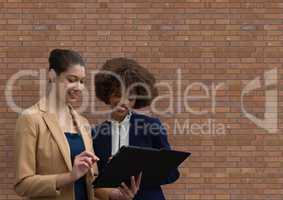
15,49,141,200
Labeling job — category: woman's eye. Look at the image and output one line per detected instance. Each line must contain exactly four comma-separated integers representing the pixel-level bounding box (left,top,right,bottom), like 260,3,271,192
80,80,85,84
68,78,76,83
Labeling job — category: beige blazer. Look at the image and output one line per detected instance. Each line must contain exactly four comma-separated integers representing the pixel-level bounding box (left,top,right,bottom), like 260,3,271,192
14,99,111,200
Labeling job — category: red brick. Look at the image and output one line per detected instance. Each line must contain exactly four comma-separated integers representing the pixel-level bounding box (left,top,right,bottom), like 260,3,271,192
0,1,283,200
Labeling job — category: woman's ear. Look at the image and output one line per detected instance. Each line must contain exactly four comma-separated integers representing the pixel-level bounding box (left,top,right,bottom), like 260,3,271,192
48,68,57,83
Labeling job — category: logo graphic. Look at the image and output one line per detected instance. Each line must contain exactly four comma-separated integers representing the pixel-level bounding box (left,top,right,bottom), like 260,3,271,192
241,69,278,133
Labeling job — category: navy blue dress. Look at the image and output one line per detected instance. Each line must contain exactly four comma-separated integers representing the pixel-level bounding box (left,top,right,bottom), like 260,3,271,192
65,132,88,200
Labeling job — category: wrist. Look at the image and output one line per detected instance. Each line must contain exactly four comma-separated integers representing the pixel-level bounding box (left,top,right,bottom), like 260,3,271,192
68,172,77,182
109,189,120,200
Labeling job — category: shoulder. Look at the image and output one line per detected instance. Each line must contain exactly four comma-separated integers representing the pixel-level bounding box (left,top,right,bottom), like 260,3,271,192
131,112,167,137
15,104,43,137
131,112,162,125
92,120,111,139
93,120,110,130
18,103,42,124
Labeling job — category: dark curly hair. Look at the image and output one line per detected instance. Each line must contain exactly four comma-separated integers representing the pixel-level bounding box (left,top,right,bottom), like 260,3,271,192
95,57,158,109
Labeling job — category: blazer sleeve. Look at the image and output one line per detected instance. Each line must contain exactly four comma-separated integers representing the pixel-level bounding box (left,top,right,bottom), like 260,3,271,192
150,118,180,185
14,113,61,198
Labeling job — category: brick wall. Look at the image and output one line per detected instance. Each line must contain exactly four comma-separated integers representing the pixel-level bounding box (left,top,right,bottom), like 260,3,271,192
0,0,283,199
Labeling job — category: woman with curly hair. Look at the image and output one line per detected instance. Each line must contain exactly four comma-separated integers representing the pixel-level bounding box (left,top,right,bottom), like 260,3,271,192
93,58,180,200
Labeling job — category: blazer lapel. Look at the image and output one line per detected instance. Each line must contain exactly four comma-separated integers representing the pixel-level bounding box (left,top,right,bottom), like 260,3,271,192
42,113,73,171
70,107,99,175
70,108,92,152
129,113,139,146
38,98,73,172
104,121,112,158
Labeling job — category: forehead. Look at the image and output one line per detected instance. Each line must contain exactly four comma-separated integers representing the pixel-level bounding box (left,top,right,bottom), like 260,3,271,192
63,64,86,77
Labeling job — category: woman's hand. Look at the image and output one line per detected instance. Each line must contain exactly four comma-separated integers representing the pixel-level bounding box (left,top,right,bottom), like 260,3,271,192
110,173,142,200
70,151,99,181
56,151,99,190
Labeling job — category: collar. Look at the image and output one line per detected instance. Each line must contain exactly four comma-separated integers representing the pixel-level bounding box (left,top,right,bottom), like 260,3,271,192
110,111,132,125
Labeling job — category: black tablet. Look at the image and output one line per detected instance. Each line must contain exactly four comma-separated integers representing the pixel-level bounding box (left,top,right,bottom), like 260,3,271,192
92,146,191,188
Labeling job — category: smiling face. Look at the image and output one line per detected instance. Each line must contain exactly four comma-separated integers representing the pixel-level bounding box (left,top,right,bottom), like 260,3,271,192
109,91,136,122
49,64,86,105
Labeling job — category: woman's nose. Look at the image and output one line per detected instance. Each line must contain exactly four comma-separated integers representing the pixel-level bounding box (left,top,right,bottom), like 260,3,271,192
75,81,85,91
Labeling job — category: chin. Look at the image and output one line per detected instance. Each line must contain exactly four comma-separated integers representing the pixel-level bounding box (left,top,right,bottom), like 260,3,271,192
118,111,129,117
